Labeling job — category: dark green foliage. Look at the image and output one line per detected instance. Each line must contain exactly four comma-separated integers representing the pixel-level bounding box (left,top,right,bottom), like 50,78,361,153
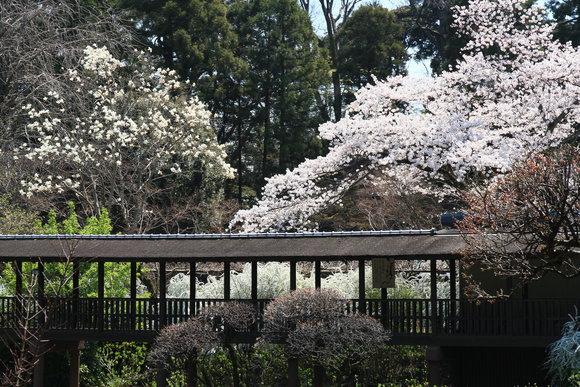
549,0,580,45
228,0,329,195
395,0,468,74
338,4,408,95
121,0,242,81
0,202,138,298
81,342,152,386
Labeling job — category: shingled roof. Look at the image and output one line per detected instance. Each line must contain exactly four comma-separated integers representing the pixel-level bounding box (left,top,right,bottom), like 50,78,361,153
0,230,465,262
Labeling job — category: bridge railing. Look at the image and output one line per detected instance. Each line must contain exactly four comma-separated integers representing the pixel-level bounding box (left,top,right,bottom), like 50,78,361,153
0,297,576,338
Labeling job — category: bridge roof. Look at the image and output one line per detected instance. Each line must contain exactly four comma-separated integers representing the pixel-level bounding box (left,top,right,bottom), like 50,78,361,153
0,230,465,262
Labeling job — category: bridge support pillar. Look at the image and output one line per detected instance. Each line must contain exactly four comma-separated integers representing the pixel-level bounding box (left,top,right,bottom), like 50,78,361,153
426,346,443,386
68,341,84,387
156,368,168,387
32,352,45,387
287,357,299,387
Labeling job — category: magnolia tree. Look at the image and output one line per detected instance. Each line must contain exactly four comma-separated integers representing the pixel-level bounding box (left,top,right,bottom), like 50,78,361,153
16,46,234,233
231,0,580,232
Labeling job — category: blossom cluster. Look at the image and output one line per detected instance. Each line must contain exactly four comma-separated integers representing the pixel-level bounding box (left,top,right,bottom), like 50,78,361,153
231,0,580,232
17,46,234,227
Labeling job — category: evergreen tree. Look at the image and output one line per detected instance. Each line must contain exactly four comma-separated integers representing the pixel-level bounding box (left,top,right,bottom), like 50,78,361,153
337,4,408,101
229,0,329,193
549,0,580,46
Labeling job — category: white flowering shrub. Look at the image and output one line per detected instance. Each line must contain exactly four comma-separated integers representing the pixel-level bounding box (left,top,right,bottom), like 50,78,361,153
17,46,234,232
230,0,580,232
545,310,580,385
166,262,450,300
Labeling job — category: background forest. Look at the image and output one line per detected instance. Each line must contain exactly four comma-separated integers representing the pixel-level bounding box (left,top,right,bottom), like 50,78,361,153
1,0,576,235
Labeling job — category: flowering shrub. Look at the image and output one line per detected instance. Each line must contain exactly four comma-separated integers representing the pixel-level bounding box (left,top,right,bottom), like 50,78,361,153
545,310,580,385
231,0,580,232
167,262,451,301
262,289,390,369
16,46,234,232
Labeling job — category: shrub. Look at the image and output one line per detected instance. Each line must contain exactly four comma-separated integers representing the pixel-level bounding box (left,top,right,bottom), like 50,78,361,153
545,310,580,385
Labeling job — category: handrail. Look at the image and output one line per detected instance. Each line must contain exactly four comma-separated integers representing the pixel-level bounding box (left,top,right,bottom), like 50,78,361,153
0,297,577,337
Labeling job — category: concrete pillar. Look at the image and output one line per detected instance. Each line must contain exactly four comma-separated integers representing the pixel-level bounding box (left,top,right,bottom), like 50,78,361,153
426,346,443,386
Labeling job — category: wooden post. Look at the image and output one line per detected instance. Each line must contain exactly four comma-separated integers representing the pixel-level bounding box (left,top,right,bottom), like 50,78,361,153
72,262,79,330
290,261,297,291
359,259,366,314
190,261,196,316
381,287,388,327
15,262,22,297
449,259,456,300
32,351,45,387
224,261,231,300
314,260,321,289
251,261,258,300
14,262,22,317
130,262,137,329
98,261,104,331
430,259,438,334
288,357,299,387
156,368,168,387
449,258,457,333
313,365,324,387
159,261,166,328
69,345,81,387
426,346,443,386
37,262,45,325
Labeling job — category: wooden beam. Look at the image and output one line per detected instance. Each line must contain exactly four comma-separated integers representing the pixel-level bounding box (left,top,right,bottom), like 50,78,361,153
251,261,258,300
359,259,366,314
14,262,22,297
224,261,231,300
159,261,166,328
381,287,388,326
37,262,46,325
290,261,297,291
449,259,456,300
73,262,80,298
431,259,438,334
449,259,457,332
73,261,80,330
315,260,321,289
130,262,137,329
190,261,196,316
37,262,45,299
98,261,104,331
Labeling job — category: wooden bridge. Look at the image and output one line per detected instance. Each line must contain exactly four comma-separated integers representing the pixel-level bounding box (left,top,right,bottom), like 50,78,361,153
0,231,578,386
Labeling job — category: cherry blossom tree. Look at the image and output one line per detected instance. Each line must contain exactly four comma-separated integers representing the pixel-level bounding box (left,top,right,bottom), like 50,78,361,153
16,46,234,233
231,0,580,232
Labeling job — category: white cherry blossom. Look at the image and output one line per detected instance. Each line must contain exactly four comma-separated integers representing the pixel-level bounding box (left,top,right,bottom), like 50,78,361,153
231,0,580,232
